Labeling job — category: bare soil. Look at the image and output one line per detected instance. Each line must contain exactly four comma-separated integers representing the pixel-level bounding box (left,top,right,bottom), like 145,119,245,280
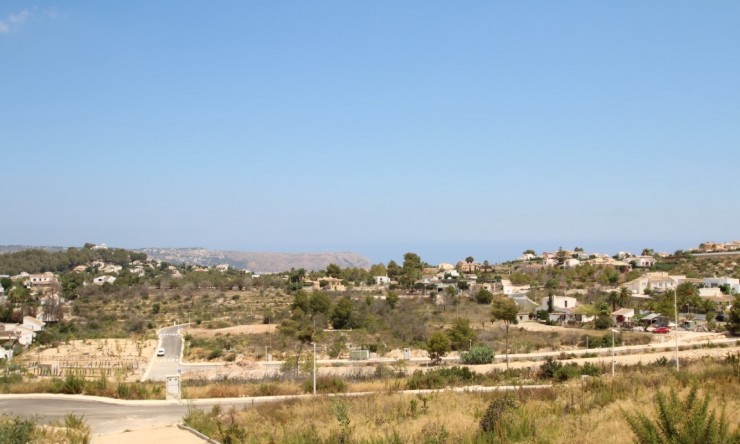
95,424,206,444
27,339,157,381
183,323,277,337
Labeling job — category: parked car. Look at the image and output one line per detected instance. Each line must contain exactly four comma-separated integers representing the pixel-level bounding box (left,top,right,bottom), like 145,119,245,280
652,326,670,334
157,347,166,356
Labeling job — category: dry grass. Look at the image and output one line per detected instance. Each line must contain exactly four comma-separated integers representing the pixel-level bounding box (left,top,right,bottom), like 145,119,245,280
185,355,740,443
182,380,303,399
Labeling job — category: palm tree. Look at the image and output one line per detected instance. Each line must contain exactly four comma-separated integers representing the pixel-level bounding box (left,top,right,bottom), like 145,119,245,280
618,287,631,308
606,291,619,312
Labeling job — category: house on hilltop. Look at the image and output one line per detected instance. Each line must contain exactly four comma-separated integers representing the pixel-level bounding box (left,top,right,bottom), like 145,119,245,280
703,277,740,294
611,308,635,325
628,256,657,268
22,316,45,332
509,294,538,322
24,272,57,287
624,272,684,295
373,276,391,286
93,276,117,285
539,295,577,310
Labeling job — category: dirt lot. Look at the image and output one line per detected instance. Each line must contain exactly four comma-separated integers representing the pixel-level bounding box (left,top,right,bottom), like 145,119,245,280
95,424,206,444
177,320,736,381
26,339,157,381
183,323,277,337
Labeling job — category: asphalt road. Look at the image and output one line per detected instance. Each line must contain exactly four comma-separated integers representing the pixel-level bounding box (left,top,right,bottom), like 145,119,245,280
144,324,222,381
0,396,192,434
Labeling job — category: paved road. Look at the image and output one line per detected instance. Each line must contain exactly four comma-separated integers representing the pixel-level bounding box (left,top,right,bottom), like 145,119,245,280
144,324,222,381
0,396,191,434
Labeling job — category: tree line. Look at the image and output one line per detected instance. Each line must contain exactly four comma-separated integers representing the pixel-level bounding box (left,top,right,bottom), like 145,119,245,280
0,246,147,276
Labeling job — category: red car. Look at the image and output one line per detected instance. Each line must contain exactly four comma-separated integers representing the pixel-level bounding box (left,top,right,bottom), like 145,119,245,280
652,326,670,334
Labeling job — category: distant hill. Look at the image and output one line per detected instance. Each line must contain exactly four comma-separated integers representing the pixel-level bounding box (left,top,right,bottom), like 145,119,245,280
0,245,66,254
0,245,372,273
136,247,371,273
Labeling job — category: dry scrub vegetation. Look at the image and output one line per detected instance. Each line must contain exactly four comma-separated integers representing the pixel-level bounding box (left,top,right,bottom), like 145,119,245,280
184,354,740,444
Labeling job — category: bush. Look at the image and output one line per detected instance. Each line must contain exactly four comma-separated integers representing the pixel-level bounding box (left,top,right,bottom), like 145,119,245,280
475,289,493,304
580,362,600,376
61,374,85,394
584,334,622,348
479,395,529,442
116,383,131,399
116,382,149,399
594,316,612,330
406,366,478,390
538,357,563,379
302,376,347,394
540,358,600,380
624,385,740,444
554,364,581,381
0,415,36,444
460,345,494,365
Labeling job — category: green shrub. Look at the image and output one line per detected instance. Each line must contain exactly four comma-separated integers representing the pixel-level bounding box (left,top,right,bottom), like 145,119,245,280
62,374,85,394
539,357,563,379
478,393,537,442
554,364,581,381
475,289,493,304
624,385,740,444
407,366,478,390
331,400,352,444
255,383,281,397
460,345,495,365
116,383,131,399
302,376,347,394
480,396,518,434
59,413,91,444
580,362,600,376
0,415,36,444
594,316,611,330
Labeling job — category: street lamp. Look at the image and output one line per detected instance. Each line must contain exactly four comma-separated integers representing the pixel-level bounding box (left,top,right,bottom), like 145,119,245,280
610,329,619,377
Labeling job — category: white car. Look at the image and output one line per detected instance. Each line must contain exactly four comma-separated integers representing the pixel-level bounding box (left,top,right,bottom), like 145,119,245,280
156,348,166,357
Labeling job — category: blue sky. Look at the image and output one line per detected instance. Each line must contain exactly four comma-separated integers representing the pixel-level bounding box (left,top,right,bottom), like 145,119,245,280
1,2,738,264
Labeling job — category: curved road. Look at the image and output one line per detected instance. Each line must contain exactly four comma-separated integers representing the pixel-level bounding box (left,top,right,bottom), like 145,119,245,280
0,385,547,435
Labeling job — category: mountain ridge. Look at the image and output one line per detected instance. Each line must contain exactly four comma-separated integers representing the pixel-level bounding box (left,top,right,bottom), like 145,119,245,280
136,247,372,273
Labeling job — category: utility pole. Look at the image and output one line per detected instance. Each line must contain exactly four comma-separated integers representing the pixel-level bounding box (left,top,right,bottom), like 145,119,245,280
674,288,680,371
312,342,317,395
611,329,618,377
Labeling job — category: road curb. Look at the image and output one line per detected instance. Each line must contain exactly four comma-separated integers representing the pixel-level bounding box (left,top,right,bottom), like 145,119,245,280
178,423,221,444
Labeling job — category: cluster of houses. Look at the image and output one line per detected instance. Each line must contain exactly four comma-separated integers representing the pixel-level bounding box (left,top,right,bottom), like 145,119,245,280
694,240,740,253
0,315,45,359
517,249,660,269
498,273,737,329
624,272,736,307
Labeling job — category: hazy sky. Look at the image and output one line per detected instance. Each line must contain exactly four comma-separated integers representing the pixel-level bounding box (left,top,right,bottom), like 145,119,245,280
1,2,738,264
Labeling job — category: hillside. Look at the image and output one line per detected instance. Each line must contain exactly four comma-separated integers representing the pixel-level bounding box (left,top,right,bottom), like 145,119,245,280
136,247,371,272
0,245,66,254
